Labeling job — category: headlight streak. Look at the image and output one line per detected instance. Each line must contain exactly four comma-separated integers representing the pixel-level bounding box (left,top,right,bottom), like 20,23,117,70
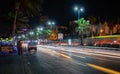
37,45,120,74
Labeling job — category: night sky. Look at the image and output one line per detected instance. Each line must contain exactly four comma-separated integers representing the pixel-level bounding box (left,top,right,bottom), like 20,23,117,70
0,0,120,36
42,0,120,24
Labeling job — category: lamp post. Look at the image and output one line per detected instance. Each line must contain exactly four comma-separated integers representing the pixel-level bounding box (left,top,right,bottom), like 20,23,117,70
48,21,55,29
29,31,34,42
74,6,84,21
37,27,43,39
37,27,43,32
74,6,84,45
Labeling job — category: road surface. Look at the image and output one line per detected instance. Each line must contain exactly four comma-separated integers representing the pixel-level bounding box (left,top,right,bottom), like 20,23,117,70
23,45,120,74
0,45,120,74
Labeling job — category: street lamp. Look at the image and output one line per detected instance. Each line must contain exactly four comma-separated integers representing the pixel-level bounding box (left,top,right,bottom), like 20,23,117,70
37,27,43,31
36,27,44,40
18,36,21,39
22,34,25,38
74,6,84,20
74,6,84,45
29,31,34,35
29,31,34,42
47,21,55,29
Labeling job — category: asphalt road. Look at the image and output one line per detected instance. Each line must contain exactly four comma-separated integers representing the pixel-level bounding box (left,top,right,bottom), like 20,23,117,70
23,46,120,74
0,45,120,74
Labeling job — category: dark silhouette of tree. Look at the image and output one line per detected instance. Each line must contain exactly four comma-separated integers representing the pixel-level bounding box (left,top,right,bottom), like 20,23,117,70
12,0,43,36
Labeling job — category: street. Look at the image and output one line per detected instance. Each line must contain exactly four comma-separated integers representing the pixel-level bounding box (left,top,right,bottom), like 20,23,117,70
24,45,120,74
0,45,120,74
0,0,120,74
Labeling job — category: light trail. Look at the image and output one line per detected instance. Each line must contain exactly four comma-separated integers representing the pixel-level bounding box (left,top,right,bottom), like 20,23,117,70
60,53,72,59
87,63,120,74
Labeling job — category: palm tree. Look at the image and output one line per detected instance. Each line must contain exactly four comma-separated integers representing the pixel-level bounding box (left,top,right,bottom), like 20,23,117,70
41,29,52,40
12,0,43,36
75,18,90,46
68,21,78,38
8,10,30,34
16,11,30,31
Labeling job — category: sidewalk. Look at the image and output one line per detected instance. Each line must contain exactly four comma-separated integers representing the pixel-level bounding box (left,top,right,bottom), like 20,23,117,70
0,54,29,74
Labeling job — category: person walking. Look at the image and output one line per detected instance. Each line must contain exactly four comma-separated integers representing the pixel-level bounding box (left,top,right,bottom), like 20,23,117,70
17,40,23,55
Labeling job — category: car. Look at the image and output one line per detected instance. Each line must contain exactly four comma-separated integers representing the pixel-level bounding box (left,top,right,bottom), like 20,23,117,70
28,42,37,52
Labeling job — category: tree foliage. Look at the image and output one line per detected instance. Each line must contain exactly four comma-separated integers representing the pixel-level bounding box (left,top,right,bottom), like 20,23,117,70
76,18,90,32
15,0,43,17
11,0,43,34
75,18,90,46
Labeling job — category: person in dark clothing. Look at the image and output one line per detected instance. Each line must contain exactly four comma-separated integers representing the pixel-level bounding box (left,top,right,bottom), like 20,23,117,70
17,40,23,55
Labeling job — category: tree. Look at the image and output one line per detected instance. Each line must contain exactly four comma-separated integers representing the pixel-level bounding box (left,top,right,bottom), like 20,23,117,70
68,21,78,38
75,18,90,46
12,0,43,36
16,11,30,31
8,11,30,33
41,29,52,39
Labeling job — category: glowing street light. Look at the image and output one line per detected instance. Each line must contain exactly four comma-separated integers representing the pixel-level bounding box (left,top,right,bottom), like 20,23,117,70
48,21,51,25
51,22,55,25
74,6,84,20
22,34,25,38
18,36,21,39
29,31,34,35
47,21,55,29
48,21,55,25
37,27,43,31
74,6,78,11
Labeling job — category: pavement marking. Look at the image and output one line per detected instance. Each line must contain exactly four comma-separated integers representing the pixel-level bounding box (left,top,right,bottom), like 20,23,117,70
60,53,72,59
87,63,120,74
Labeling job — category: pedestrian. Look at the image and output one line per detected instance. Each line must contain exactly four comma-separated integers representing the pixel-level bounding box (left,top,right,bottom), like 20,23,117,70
17,40,23,55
